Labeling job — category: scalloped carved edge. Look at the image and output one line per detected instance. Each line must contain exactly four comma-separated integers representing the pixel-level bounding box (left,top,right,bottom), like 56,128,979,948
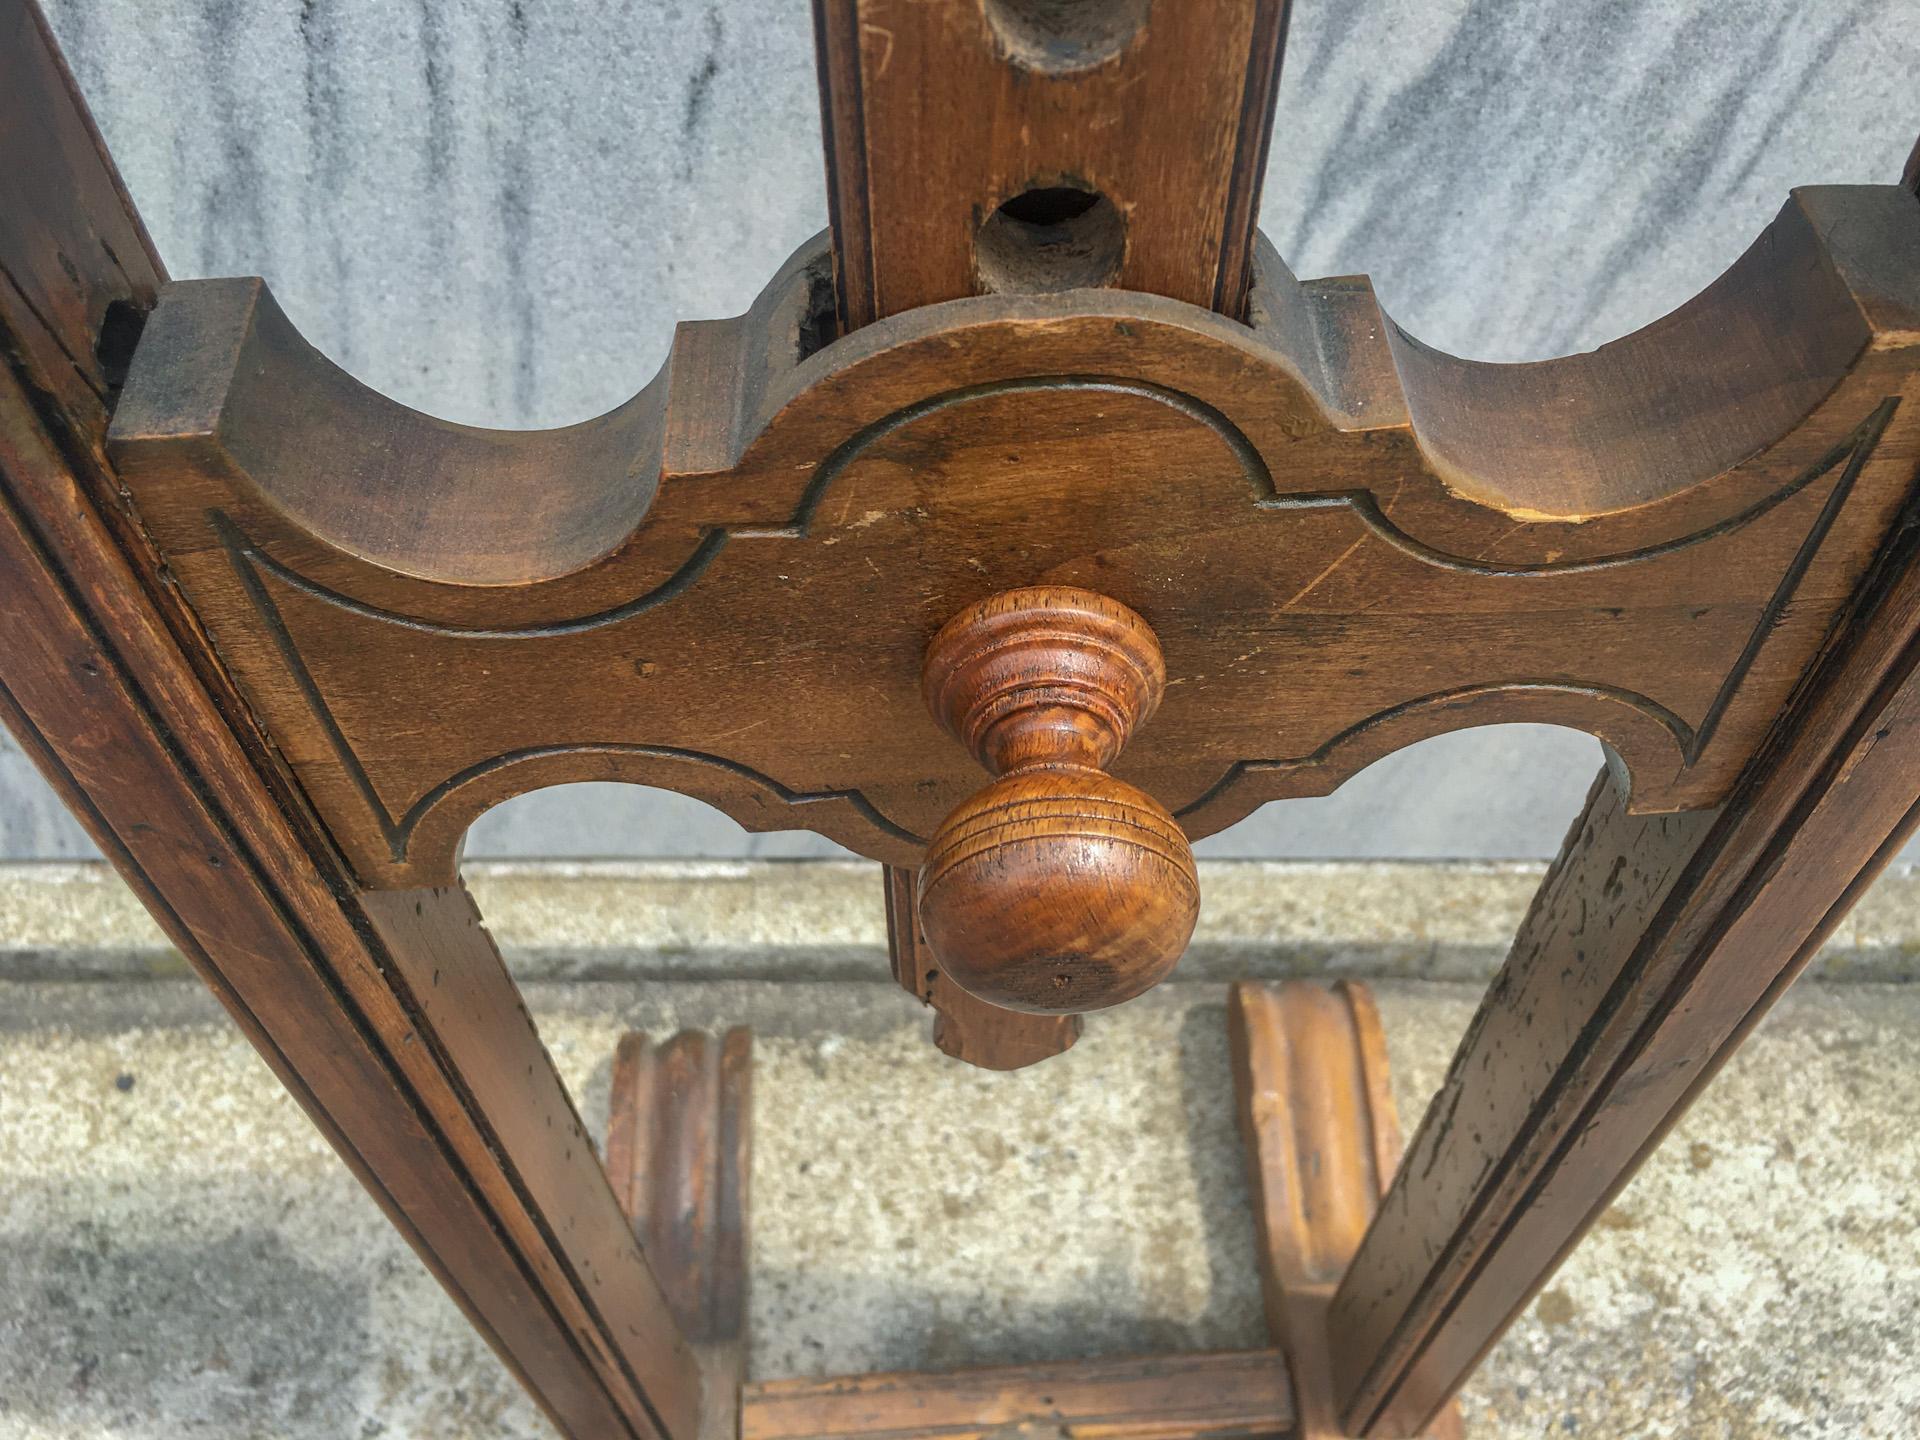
213,382,1896,642
104,188,1920,881
214,511,923,879
208,390,1899,881
111,188,1920,605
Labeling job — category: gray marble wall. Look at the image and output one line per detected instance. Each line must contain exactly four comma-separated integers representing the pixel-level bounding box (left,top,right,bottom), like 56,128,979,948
10,0,1918,860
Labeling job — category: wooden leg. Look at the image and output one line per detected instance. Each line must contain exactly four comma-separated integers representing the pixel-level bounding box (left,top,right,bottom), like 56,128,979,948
1327,502,1920,1435
0,481,705,1437
0,11,703,1437
884,866,1081,1071
1230,981,1462,1440
607,1030,753,1440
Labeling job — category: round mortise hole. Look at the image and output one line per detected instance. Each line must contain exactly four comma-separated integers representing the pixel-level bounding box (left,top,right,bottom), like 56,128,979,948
974,183,1126,296
981,0,1152,73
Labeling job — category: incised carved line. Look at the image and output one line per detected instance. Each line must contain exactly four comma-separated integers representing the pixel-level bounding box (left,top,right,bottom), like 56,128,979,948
211,389,1900,865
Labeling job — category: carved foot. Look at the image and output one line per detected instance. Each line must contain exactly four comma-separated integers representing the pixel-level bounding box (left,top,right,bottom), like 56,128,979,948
605,1028,752,1440
1230,982,1464,1439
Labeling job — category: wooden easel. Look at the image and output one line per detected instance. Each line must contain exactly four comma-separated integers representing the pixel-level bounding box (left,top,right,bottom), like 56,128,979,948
5,2,1920,1435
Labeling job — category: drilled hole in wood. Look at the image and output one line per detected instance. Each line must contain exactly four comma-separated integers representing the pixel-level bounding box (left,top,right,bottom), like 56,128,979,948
975,184,1125,295
797,248,839,360
981,0,1151,73
95,299,146,402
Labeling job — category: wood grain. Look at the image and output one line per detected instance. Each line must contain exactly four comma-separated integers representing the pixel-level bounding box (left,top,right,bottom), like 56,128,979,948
607,1030,753,1440
883,864,1081,1070
15,3,1920,1435
103,186,1920,888
0,7,703,1436
741,1348,1296,1440
1327,452,1920,1432
811,0,1291,326
915,586,1199,1013
1230,982,1460,1440
0,0,162,424
820,0,1286,1048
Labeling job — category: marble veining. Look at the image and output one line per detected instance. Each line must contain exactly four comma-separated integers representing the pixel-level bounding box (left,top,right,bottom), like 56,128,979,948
18,0,1920,861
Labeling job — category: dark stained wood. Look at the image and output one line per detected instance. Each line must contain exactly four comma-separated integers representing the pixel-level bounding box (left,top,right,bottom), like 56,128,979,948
1230,982,1460,1440
102,185,1920,888
606,1031,753,1347
916,586,1199,1013
0,0,163,422
1327,467,1920,1433
741,1349,1296,1440
811,0,1292,327
884,864,1082,1070
0,403,706,1438
607,1030,753,1440
827,0,1288,1045
17,3,1920,1435
0,8,704,1437
354,886,706,1436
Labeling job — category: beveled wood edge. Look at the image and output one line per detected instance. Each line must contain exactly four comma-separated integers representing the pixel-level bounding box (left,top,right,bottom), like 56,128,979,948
741,1347,1297,1440
109,188,1920,609
0,337,696,1440
0,11,705,1436
607,1028,754,1440
810,0,1290,326
106,272,1920,889
607,1030,754,1343
1326,382,1920,1432
1230,981,1462,1440
809,0,874,334
1212,0,1292,319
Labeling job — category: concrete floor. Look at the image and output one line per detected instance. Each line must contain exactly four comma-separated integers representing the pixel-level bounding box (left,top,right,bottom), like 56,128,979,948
1,970,1916,1439
9,860,1920,984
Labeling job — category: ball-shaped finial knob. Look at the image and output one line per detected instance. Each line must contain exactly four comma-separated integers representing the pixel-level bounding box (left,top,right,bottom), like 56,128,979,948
919,767,1199,1012
915,587,1200,1014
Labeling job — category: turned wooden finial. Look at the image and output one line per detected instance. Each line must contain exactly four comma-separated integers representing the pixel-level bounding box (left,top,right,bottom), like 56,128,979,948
916,587,1200,1014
